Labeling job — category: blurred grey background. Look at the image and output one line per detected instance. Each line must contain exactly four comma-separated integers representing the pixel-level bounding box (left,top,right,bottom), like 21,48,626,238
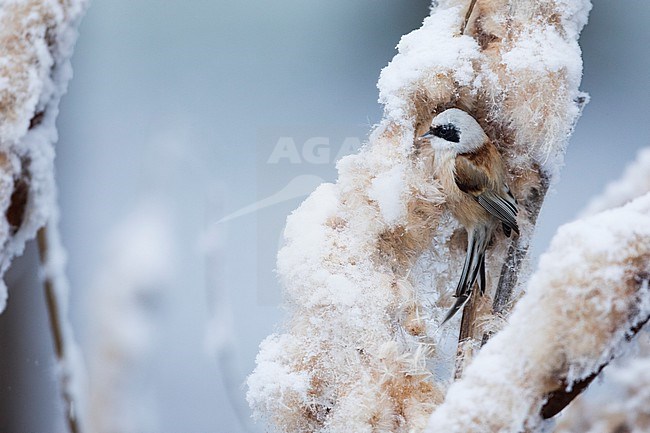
0,1,648,432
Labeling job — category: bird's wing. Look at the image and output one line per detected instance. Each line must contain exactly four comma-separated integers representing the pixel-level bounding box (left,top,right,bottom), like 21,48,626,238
477,189,519,235
454,153,490,196
455,153,519,235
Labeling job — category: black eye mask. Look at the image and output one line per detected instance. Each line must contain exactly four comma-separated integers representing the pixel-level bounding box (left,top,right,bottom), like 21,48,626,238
429,123,460,143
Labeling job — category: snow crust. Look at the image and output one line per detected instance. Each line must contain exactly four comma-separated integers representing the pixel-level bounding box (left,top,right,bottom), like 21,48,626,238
378,7,480,124
425,193,650,433
552,147,650,433
0,0,87,311
555,333,650,433
0,0,88,428
248,1,591,432
368,165,406,225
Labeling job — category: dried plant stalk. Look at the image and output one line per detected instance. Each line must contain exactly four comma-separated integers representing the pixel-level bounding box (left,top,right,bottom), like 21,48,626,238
0,1,88,432
425,192,650,433
37,226,82,433
550,147,650,433
553,334,650,433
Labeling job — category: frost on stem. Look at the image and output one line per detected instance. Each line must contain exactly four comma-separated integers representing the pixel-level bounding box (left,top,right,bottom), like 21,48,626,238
0,1,88,432
554,334,650,433
248,1,589,432
425,193,650,433
549,148,650,433
0,0,87,307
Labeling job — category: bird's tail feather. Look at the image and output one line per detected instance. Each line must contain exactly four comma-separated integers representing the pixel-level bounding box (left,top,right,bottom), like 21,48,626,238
441,292,471,325
444,227,489,324
477,254,486,295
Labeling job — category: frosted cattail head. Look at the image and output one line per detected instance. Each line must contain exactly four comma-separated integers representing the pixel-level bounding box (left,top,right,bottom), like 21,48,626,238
421,108,488,153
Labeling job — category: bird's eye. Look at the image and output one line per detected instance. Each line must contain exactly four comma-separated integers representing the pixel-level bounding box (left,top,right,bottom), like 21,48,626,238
431,123,460,143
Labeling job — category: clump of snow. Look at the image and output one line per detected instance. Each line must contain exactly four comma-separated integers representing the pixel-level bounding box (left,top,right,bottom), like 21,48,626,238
425,193,650,433
473,0,591,180
582,147,650,217
0,0,88,310
368,164,407,225
502,26,581,76
554,145,650,432
378,6,480,124
247,334,312,432
0,0,88,428
248,1,591,432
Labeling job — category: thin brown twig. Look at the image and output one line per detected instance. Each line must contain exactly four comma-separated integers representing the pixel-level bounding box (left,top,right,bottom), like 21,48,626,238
454,291,481,379
461,0,478,34
37,226,81,433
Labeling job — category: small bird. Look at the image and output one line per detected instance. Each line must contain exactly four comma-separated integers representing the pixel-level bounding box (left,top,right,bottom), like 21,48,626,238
420,108,519,325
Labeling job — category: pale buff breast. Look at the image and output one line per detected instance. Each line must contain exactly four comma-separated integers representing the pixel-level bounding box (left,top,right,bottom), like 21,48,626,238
432,150,493,230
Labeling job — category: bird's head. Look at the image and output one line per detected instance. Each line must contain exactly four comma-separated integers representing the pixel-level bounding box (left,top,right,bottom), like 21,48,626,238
420,108,487,154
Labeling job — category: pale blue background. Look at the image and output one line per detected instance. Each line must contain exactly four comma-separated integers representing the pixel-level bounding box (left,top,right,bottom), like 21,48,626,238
0,1,648,432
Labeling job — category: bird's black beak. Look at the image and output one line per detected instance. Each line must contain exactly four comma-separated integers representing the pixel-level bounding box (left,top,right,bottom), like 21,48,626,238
420,128,434,139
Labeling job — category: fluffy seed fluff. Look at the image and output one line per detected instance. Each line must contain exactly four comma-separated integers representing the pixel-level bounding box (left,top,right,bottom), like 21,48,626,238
247,1,590,432
425,192,650,433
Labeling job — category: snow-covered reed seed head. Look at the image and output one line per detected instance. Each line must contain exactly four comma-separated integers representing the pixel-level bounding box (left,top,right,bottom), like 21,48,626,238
421,108,488,154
